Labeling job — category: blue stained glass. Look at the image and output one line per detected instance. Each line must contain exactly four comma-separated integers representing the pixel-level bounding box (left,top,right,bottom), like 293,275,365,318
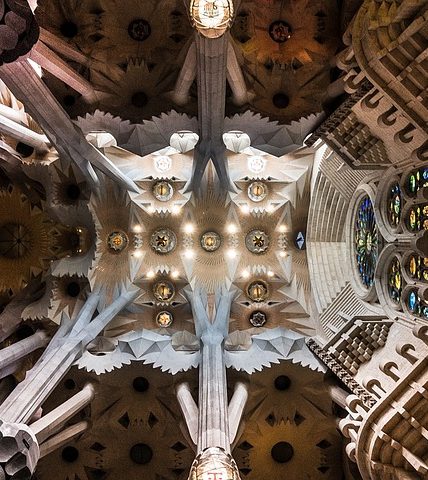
388,183,401,227
407,168,428,196
408,291,418,312
355,196,378,288
295,231,305,250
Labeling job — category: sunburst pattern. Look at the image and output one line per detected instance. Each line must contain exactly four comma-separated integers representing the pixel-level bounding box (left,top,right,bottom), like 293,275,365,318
88,175,143,308
0,186,61,294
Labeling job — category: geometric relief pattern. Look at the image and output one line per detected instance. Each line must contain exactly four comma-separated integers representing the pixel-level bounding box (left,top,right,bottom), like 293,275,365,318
329,320,391,375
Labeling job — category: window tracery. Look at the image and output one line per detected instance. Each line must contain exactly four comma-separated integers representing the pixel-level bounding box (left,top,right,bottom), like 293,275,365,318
350,167,428,322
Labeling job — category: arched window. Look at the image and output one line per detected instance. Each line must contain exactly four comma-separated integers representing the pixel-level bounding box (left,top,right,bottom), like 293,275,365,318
407,254,428,282
355,196,378,288
387,257,402,304
406,289,428,320
406,204,428,232
406,167,428,196
387,183,402,227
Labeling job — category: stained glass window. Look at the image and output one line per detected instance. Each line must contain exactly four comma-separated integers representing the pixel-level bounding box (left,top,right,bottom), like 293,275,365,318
407,204,428,232
407,289,428,319
408,254,428,282
388,183,401,227
406,167,428,196
355,196,378,288
388,257,402,304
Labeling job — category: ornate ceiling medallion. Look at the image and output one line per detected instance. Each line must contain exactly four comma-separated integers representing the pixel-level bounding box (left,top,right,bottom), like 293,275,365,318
154,155,172,173
190,0,234,39
355,196,378,288
247,155,266,174
150,228,177,254
249,310,267,327
269,20,292,43
245,229,269,254
200,231,221,252
153,281,175,303
128,19,151,42
107,231,129,253
0,223,31,259
156,311,174,327
248,181,268,202
246,280,269,302
153,181,173,202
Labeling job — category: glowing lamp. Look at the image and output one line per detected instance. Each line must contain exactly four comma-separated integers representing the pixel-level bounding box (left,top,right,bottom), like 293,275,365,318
190,0,234,38
188,448,241,480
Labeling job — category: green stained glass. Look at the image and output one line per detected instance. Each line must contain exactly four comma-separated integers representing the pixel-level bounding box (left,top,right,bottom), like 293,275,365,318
388,183,401,227
388,257,402,304
406,167,428,196
355,196,378,288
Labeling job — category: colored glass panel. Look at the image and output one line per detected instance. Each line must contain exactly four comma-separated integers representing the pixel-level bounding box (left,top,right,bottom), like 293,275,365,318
407,204,428,232
407,289,428,319
406,167,428,196
388,257,402,304
388,183,401,227
408,254,428,282
355,196,378,288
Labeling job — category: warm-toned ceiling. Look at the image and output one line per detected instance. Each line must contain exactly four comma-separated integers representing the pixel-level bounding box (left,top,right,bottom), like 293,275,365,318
36,0,342,124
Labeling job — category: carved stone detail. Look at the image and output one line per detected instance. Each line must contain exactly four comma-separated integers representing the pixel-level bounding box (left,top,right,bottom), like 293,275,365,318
306,338,377,409
0,421,39,480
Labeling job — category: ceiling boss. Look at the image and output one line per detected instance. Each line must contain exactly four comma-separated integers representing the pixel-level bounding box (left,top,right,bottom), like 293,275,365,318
189,0,234,38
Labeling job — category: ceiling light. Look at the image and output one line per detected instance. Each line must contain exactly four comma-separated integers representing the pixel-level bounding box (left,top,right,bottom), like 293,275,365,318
147,270,155,278
133,224,143,233
267,270,274,277
226,248,237,259
184,223,195,234
226,223,238,234
189,0,234,38
279,224,287,233
184,249,195,259
240,205,250,215
171,270,179,279
171,205,181,215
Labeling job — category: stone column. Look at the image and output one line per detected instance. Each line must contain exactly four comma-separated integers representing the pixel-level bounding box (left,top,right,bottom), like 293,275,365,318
0,61,138,192
187,288,243,480
0,289,139,424
198,333,230,453
0,289,138,479
190,34,230,192
0,112,49,153
171,42,197,106
228,381,248,444
0,330,49,379
30,383,95,443
39,421,89,459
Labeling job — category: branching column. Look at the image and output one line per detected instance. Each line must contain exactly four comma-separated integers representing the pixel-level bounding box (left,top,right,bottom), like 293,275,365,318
0,288,139,480
198,331,230,453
